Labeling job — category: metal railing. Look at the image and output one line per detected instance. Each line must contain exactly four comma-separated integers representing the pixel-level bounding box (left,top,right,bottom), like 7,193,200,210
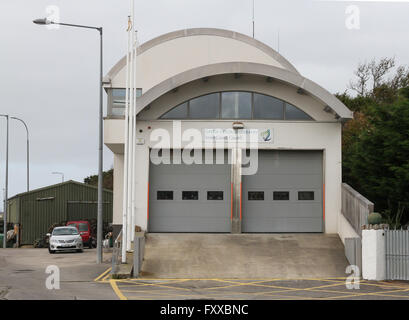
110,229,122,274
342,183,374,237
386,229,409,280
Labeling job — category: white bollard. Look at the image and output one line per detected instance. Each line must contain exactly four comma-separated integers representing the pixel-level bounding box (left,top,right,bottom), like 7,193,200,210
362,229,386,281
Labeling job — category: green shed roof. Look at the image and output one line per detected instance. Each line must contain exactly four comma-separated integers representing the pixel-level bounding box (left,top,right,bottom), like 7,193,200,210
8,180,113,201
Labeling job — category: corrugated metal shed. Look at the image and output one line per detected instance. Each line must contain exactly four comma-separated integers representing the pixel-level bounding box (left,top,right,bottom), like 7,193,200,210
7,180,113,245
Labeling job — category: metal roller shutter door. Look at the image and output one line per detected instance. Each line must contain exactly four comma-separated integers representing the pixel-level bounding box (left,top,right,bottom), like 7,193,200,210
242,150,323,233
149,150,231,233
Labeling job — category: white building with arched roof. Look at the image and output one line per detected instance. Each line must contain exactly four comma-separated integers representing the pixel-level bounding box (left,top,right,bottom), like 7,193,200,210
103,28,353,237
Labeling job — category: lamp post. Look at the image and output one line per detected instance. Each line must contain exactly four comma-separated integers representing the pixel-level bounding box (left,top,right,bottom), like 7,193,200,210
51,172,64,182
0,115,9,249
10,117,29,192
33,18,104,264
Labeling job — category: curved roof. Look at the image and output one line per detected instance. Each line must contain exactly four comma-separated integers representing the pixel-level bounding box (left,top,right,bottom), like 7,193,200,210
134,62,353,120
105,28,299,80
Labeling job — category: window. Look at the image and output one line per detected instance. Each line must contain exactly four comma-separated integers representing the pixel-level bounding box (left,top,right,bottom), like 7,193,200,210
108,88,142,117
221,92,252,119
161,102,188,119
248,191,264,201
273,191,290,201
285,103,312,120
78,223,88,232
157,191,173,200
253,94,284,119
159,91,314,121
298,191,314,201
190,93,220,119
182,191,199,200
207,191,224,200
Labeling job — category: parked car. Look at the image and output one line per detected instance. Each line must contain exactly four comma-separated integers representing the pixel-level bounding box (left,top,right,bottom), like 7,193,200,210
47,226,83,254
66,220,94,249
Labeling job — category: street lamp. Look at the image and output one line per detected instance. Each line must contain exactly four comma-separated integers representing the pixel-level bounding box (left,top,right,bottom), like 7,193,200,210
10,117,29,192
0,115,9,249
51,172,64,182
0,115,30,248
34,17,104,264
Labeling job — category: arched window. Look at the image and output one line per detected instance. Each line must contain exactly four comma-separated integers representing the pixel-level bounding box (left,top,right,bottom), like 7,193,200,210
160,91,313,120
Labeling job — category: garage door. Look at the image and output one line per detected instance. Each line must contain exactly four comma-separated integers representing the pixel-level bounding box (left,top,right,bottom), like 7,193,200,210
149,150,231,233
242,150,323,233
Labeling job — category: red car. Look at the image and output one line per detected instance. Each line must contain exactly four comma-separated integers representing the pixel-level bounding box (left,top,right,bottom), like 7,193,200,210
66,221,94,248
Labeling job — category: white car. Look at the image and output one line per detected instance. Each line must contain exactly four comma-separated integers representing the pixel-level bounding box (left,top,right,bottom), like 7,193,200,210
47,226,83,254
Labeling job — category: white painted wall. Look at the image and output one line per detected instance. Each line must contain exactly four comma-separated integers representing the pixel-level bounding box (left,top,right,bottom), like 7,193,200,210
362,230,386,280
338,214,360,244
105,119,342,234
113,153,124,225
109,35,286,91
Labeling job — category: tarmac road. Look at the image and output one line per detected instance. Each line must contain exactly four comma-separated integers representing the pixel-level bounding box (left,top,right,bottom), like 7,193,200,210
0,248,117,300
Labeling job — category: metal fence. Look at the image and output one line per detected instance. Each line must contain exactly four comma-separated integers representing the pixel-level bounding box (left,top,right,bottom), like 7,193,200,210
385,230,409,280
342,183,374,237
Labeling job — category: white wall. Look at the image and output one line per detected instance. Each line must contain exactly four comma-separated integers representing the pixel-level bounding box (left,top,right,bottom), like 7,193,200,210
106,119,342,234
362,230,386,280
109,35,286,91
338,214,360,244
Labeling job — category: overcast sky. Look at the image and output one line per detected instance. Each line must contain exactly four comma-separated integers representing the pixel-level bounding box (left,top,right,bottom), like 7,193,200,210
0,0,409,207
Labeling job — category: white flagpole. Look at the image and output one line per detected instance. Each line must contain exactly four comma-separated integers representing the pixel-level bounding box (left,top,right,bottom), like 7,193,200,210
131,30,138,243
121,14,131,263
126,0,135,251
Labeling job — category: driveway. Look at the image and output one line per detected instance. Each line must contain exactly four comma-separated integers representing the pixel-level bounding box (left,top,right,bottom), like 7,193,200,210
0,248,117,300
141,233,349,279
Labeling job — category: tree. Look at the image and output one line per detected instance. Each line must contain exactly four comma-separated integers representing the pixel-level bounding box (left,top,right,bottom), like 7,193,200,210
343,58,409,226
347,57,409,104
342,88,409,226
84,168,114,190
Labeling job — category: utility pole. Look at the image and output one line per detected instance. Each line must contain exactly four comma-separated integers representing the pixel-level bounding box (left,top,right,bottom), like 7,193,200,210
11,117,29,192
1,115,9,248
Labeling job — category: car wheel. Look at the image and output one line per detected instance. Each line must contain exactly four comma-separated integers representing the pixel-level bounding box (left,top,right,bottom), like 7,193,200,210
48,247,55,254
88,240,93,249
76,249,83,253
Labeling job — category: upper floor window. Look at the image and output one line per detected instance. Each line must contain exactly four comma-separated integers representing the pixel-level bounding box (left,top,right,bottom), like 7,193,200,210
159,91,313,120
107,88,142,117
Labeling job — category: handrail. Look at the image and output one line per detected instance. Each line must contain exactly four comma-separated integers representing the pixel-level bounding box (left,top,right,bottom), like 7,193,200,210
342,183,374,237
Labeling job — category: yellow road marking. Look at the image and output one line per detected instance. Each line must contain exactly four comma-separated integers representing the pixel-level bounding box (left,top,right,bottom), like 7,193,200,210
94,267,111,282
105,277,409,301
116,279,190,288
110,279,128,300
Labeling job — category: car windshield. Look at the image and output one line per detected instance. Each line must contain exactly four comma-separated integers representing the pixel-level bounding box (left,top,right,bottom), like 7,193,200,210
52,228,79,236
78,223,88,232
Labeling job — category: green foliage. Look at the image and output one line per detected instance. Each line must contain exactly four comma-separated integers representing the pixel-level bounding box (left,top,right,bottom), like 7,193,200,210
342,58,409,227
84,168,114,190
381,203,408,229
342,90,409,226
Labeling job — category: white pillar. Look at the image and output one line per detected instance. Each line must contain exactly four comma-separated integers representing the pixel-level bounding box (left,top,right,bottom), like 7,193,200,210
362,230,386,281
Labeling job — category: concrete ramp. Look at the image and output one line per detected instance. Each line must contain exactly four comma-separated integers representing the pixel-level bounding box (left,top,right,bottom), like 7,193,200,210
141,233,349,279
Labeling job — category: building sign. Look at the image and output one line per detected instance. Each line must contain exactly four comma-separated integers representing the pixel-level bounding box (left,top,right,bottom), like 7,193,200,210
203,128,273,143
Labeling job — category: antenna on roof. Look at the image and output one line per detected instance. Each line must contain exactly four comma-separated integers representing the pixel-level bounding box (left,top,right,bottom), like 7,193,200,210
252,0,255,38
